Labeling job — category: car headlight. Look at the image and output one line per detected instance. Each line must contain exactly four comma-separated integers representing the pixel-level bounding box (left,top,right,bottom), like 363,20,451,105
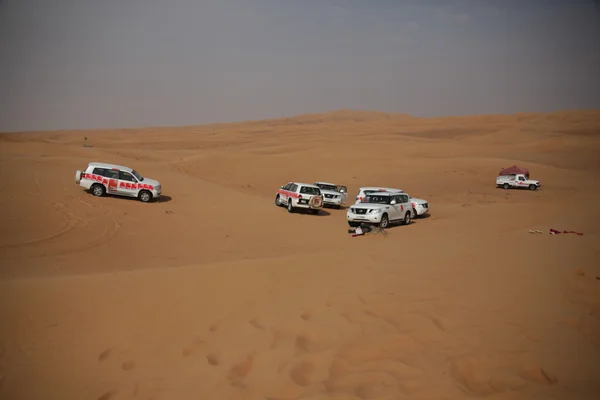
369,209,382,214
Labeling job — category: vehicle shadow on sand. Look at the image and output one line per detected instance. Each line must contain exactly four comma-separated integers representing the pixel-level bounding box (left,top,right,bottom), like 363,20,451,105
352,215,428,231
414,213,430,220
325,205,349,211
156,195,173,203
302,209,331,217
90,192,173,204
281,208,332,217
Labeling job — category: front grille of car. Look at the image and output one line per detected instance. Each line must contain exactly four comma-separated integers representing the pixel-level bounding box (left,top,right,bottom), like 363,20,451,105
325,194,337,199
353,208,367,215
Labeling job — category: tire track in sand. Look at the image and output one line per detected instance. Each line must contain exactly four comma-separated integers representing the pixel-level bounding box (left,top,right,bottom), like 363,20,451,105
0,221,121,260
0,173,121,259
0,174,83,248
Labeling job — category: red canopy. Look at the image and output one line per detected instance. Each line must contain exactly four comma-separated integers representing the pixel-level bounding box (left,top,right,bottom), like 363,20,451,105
499,165,529,177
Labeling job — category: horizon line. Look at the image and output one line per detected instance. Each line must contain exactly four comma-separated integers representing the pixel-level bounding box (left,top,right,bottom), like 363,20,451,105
2,107,600,135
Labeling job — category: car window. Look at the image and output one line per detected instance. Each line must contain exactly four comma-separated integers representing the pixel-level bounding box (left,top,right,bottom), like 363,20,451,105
399,194,409,203
119,171,137,182
363,195,390,204
289,184,298,192
105,169,119,179
316,184,338,192
92,167,106,176
131,169,144,182
300,186,320,195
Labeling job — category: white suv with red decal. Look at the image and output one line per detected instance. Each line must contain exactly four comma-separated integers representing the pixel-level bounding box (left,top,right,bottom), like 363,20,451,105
354,187,429,218
347,192,413,228
275,182,324,215
75,162,162,203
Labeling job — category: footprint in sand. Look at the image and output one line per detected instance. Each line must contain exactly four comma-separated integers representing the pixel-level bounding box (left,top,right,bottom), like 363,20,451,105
249,318,265,330
300,311,312,321
227,355,254,383
98,348,113,362
208,323,219,333
182,336,205,357
207,353,220,366
97,347,136,372
289,361,315,387
121,361,136,371
96,391,117,400
294,331,333,353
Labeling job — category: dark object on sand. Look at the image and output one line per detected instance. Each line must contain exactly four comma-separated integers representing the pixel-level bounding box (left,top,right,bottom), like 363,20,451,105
549,228,583,236
349,223,387,237
499,165,529,178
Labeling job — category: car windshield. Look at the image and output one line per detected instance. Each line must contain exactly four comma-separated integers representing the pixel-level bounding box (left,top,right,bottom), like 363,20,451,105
316,184,338,192
362,195,391,204
131,169,144,181
300,186,320,195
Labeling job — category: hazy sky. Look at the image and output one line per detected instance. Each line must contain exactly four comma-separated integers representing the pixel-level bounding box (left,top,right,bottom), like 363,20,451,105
1,0,599,131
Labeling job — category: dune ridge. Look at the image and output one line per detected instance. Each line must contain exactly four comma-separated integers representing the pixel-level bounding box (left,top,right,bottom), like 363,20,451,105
1,109,600,400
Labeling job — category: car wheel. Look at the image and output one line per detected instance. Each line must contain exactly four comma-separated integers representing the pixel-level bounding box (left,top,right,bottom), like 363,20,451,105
275,194,282,206
503,183,509,190
91,183,105,197
404,211,411,225
287,199,294,213
379,213,389,229
528,184,537,191
412,208,418,219
139,190,152,203
75,170,82,184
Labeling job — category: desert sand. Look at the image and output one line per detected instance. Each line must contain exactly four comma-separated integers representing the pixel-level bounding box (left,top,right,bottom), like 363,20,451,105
1,109,599,400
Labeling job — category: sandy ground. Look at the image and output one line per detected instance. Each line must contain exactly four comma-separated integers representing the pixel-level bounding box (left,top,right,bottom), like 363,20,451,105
1,109,600,400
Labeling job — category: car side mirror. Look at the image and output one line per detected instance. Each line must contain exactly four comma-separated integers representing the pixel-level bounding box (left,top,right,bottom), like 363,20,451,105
390,200,397,205
280,186,284,189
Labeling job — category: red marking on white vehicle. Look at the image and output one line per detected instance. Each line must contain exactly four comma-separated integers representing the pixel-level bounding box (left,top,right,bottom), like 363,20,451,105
82,173,154,190
278,189,300,198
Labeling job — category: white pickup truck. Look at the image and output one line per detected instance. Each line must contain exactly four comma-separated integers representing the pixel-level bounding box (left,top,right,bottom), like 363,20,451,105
496,174,541,191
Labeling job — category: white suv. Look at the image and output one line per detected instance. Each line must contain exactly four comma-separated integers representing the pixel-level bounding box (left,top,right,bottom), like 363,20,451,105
75,162,162,203
354,187,429,218
313,182,348,209
347,192,412,228
275,182,324,215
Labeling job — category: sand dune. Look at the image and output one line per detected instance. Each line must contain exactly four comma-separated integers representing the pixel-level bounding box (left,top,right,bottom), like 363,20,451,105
1,109,600,400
